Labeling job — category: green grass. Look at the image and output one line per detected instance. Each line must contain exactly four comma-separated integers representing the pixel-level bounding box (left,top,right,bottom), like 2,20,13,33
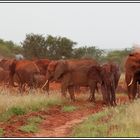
19,124,38,133
27,116,43,124
71,108,111,137
19,116,43,133
71,100,140,137
0,128,4,137
62,105,77,112
0,90,66,122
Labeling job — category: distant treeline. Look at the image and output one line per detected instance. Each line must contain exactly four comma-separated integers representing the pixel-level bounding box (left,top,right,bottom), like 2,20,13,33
0,33,133,71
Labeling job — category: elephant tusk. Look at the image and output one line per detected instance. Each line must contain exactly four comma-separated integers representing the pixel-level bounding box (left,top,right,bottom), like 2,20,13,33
41,80,48,89
128,77,134,86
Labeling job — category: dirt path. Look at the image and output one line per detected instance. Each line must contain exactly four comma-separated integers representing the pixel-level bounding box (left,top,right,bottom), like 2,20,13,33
34,101,104,137
0,95,128,137
34,95,128,137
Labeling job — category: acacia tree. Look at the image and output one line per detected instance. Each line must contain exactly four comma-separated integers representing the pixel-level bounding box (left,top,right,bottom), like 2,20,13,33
22,33,48,59
21,33,76,59
102,48,132,71
72,46,104,61
46,35,77,59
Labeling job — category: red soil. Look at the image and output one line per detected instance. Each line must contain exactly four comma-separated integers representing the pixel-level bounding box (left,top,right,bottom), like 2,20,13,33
0,94,129,138
0,80,129,138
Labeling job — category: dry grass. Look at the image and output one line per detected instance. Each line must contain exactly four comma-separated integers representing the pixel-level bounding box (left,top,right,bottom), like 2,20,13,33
72,98,140,137
0,88,67,121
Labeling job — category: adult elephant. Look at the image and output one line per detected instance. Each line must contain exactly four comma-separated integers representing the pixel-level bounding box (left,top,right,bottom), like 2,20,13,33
33,74,48,90
125,52,140,100
0,67,10,84
34,59,51,91
100,63,121,106
46,59,100,101
34,59,51,75
0,58,14,71
9,59,40,93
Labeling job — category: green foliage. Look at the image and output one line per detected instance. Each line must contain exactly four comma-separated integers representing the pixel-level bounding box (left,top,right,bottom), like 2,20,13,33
0,39,23,58
22,33,76,59
0,128,4,137
47,35,77,60
72,100,140,137
27,116,43,124
0,93,65,122
0,35,133,66
19,116,43,133
71,109,110,137
62,105,77,112
0,107,26,122
72,46,104,61
19,124,38,133
101,48,132,71
8,107,26,115
22,33,47,59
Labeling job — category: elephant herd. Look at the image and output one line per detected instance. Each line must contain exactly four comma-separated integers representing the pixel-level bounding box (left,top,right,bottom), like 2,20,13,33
0,51,140,106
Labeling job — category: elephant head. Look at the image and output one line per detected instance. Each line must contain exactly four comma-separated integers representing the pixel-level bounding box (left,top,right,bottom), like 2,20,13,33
125,52,140,87
125,52,140,100
88,65,103,84
100,63,120,106
47,60,68,81
34,59,50,75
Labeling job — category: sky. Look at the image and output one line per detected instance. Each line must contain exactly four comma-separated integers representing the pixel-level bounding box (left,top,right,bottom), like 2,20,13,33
0,3,140,50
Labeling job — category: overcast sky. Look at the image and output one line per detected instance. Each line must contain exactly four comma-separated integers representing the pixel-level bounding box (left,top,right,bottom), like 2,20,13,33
0,3,140,50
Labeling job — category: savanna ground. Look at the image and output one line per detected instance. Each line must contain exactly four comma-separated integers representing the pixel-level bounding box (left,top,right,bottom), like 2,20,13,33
0,74,140,138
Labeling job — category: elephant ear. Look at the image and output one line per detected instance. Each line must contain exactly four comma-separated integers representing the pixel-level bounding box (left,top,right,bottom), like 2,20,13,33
54,60,67,80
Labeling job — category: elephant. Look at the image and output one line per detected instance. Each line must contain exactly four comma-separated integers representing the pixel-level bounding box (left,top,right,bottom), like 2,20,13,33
125,52,140,100
46,59,100,101
100,63,121,106
33,74,49,90
0,67,10,85
9,59,40,93
0,58,14,71
34,59,51,75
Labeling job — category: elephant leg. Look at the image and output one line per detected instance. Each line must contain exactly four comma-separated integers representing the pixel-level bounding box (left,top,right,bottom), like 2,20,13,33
127,85,133,101
110,87,116,106
101,85,107,104
110,82,116,106
89,84,96,102
101,84,109,105
68,86,75,101
61,84,67,98
19,83,24,95
137,82,140,98
130,83,137,100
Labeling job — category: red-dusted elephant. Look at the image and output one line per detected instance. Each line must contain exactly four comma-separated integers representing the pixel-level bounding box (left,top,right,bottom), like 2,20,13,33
125,52,140,100
34,59,51,75
9,59,40,93
0,58,14,71
46,59,100,101
100,63,121,106
34,59,51,91
0,67,10,84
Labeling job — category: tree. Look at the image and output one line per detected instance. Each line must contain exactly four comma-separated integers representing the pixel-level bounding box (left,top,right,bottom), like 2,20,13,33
103,48,132,71
21,34,76,60
72,46,104,61
46,35,77,60
0,39,23,58
22,33,48,59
